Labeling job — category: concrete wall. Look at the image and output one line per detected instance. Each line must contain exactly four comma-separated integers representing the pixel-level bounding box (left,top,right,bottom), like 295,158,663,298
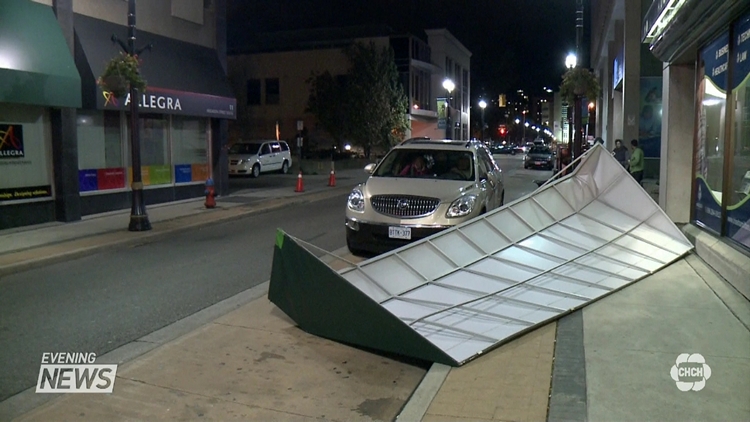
659,63,695,223
32,0,218,48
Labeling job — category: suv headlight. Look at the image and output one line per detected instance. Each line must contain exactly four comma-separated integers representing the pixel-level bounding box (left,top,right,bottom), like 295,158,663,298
236,159,244,164
446,195,477,218
347,188,365,212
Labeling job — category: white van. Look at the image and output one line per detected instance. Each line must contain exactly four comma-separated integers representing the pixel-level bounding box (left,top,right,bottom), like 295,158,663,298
228,140,292,177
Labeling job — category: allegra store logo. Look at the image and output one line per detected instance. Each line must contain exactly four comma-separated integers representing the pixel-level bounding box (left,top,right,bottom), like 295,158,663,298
102,90,182,111
0,124,25,158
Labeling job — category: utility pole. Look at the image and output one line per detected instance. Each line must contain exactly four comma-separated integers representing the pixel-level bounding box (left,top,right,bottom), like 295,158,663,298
113,0,152,231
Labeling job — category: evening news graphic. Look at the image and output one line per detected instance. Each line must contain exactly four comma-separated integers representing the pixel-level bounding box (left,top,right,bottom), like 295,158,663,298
36,353,117,393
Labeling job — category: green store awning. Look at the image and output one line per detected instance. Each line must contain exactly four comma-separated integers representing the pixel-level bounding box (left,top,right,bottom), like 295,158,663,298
0,0,82,108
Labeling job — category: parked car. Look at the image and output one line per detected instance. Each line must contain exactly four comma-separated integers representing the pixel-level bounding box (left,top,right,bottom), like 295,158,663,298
228,140,292,177
345,138,505,255
524,145,555,170
490,144,517,155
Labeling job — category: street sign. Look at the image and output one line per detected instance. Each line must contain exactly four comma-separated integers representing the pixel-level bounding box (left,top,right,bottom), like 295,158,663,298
297,120,304,131
297,136,303,148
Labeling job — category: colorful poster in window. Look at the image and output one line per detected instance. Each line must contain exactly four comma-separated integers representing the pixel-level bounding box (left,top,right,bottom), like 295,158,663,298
639,77,662,158
175,164,192,183
149,165,172,185
79,169,98,192
78,168,126,192
97,168,125,190
191,163,209,181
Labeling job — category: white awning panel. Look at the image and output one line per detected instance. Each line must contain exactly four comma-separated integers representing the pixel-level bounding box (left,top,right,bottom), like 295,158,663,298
338,144,693,364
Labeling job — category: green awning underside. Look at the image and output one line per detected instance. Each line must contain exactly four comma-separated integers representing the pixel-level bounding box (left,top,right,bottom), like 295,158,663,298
0,0,81,108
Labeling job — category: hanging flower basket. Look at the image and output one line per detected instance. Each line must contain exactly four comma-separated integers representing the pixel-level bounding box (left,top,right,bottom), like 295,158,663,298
560,67,600,104
97,52,147,98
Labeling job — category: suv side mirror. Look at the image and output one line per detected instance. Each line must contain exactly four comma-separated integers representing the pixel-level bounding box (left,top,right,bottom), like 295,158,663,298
364,163,376,173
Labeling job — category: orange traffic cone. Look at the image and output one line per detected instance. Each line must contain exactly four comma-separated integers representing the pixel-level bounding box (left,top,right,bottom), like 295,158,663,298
328,169,336,187
295,171,304,192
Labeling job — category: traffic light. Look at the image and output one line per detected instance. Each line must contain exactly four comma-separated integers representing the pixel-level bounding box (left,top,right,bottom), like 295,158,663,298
499,125,507,137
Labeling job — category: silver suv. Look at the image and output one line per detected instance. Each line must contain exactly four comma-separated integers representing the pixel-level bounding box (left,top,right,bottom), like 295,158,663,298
345,139,505,255
228,140,292,177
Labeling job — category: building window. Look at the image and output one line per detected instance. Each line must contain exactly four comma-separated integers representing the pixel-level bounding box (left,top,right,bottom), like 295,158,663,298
125,114,171,186
265,78,280,105
246,79,261,105
0,104,53,203
77,110,126,192
728,14,750,249
172,116,209,184
693,32,729,235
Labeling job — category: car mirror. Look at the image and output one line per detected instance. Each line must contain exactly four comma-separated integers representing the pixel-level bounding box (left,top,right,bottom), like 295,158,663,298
364,163,376,173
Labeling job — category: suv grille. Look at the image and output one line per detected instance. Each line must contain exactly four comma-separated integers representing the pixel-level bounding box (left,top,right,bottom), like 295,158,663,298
230,160,239,165
371,195,440,218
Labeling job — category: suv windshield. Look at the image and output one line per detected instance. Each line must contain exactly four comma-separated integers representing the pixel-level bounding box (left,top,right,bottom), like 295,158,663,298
529,146,551,154
373,149,475,181
229,143,262,155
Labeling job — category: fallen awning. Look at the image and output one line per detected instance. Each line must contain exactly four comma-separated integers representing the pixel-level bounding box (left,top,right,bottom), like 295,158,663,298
0,0,82,108
269,144,695,366
74,13,236,119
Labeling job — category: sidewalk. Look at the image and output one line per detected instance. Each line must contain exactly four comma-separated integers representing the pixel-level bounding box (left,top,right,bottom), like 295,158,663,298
1,168,749,421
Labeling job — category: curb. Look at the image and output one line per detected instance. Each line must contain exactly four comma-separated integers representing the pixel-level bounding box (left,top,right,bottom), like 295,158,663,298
396,363,450,421
0,185,355,278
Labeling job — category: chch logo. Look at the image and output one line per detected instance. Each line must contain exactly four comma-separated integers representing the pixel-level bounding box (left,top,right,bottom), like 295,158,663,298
102,91,119,107
670,353,711,391
0,124,24,158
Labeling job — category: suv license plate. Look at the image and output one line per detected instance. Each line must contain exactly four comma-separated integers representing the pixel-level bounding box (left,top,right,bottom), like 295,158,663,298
388,226,411,240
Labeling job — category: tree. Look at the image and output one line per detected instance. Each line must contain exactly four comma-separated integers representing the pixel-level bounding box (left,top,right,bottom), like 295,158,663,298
306,71,348,151
306,41,409,158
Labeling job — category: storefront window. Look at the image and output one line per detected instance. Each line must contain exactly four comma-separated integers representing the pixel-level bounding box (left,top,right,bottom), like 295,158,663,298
0,104,53,203
172,116,209,183
126,114,171,186
728,15,750,249
77,111,126,192
694,33,729,234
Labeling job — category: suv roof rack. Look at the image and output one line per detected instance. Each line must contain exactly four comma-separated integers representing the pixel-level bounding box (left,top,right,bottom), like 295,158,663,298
400,136,431,144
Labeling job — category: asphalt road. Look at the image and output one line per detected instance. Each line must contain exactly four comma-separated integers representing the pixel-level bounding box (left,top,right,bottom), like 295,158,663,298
0,153,548,402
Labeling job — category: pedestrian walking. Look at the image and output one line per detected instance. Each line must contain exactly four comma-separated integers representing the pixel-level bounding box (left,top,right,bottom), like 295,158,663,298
629,139,644,186
612,139,629,169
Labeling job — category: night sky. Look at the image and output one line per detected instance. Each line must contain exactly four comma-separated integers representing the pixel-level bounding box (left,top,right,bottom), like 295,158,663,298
227,0,589,100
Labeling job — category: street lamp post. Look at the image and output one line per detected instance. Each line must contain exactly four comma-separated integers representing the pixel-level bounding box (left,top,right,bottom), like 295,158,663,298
479,100,487,142
112,0,152,231
524,121,529,143
443,79,455,139
514,118,520,144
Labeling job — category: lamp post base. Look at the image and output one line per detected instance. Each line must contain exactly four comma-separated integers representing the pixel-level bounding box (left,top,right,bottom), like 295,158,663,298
128,214,152,231
128,188,151,231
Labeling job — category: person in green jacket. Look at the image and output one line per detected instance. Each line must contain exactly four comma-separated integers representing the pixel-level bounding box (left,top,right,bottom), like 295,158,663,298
629,139,644,186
